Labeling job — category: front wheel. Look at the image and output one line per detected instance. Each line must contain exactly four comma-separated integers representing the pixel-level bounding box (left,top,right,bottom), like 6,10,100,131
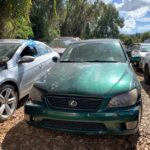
144,65,150,85
0,84,18,122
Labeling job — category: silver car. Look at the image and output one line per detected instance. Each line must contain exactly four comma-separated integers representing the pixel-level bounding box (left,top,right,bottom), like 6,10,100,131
0,39,59,121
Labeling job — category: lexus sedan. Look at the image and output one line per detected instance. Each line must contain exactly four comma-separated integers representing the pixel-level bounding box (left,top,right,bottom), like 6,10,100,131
25,39,142,135
0,39,59,121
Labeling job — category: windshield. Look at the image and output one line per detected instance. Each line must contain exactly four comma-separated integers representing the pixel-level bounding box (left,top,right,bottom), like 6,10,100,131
141,45,150,52
60,42,126,62
0,43,20,61
50,39,76,48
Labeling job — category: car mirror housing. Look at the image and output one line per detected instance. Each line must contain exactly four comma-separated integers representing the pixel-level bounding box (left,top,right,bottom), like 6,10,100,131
52,57,58,62
18,56,35,63
130,56,141,62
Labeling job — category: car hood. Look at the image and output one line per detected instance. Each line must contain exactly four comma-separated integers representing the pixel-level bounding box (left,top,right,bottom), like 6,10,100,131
36,63,140,97
139,52,148,57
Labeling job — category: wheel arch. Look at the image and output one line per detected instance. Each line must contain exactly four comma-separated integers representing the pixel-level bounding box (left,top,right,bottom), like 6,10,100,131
144,63,149,71
1,81,20,99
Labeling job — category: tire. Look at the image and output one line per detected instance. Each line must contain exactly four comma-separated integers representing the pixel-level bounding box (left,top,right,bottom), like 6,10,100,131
0,84,18,122
144,65,150,85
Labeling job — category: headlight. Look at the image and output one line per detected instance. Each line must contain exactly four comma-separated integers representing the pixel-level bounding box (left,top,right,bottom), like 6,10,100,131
108,89,138,107
29,84,44,101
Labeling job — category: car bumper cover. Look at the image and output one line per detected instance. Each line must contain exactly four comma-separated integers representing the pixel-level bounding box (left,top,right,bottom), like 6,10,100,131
24,101,142,135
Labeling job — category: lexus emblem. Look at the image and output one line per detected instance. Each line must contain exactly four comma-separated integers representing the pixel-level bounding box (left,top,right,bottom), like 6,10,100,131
68,100,78,108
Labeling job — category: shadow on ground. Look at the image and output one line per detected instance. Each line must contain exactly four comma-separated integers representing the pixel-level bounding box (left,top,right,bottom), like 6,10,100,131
133,68,150,97
17,95,29,109
1,120,139,150
140,80,150,97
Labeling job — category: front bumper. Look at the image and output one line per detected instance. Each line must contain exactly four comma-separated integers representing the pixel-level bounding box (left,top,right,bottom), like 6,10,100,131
24,101,142,135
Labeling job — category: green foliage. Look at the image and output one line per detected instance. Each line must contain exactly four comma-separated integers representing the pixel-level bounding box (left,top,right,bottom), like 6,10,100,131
120,31,150,45
92,3,124,38
0,0,124,40
30,0,65,41
0,0,33,39
61,0,92,37
61,1,123,39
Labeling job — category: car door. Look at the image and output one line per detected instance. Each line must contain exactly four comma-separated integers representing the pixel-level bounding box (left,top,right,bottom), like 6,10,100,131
35,43,55,73
18,44,42,97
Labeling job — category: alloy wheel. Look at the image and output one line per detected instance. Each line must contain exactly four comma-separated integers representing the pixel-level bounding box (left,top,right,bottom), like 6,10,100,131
0,88,17,119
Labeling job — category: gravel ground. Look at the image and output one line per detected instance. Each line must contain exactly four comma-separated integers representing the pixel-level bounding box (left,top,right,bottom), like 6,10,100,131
0,74,150,150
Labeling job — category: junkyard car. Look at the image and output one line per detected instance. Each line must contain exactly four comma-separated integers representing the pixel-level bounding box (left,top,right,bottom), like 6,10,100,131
131,43,150,70
142,52,150,84
25,39,142,135
0,39,59,121
49,37,80,55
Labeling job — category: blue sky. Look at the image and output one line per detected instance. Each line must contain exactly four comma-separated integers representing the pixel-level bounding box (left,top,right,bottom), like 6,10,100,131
97,0,150,34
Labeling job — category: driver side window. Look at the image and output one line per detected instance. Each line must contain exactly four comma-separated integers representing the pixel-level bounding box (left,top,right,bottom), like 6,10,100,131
20,46,37,57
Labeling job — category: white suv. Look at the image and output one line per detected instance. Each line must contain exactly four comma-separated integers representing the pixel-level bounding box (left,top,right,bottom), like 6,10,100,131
142,52,150,84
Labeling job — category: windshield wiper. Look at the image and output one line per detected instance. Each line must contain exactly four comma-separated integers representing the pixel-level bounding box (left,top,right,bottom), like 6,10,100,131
60,60,122,63
60,60,79,62
85,60,121,63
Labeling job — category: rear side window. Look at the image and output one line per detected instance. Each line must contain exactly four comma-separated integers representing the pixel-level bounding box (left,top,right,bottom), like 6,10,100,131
36,44,50,56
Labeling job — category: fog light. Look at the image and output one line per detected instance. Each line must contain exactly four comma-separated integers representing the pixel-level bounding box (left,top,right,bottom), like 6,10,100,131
126,121,137,129
24,114,30,121
32,117,43,121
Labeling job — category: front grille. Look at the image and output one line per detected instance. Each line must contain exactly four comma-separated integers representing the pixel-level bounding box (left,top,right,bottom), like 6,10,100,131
43,119,107,131
46,95,102,111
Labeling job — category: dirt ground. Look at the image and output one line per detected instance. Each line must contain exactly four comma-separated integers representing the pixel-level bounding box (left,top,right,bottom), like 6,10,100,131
0,74,150,150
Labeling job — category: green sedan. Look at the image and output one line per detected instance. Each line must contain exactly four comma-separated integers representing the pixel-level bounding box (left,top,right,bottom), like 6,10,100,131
24,39,142,135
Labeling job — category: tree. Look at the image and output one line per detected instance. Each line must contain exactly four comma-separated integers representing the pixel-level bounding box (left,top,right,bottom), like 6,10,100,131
61,1,124,39
61,0,92,37
30,0,65,41
93,3,124,38
0,0,33,38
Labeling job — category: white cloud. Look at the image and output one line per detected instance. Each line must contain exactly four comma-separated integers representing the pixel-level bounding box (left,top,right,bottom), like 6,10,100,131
115,0,150,34
127,6,149,19
90,0,150,34
118,0,150,11
120,17,136,33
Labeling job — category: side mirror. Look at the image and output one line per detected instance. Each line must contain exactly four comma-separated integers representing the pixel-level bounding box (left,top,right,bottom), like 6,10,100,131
52,57,58,62
130,56,141,62
18,56,35,63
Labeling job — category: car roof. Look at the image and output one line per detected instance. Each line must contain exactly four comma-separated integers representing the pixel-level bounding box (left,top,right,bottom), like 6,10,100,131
140,43,150,45
73,39,120,44
57,37,79,39
0,39,46,46
0,39,27,44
